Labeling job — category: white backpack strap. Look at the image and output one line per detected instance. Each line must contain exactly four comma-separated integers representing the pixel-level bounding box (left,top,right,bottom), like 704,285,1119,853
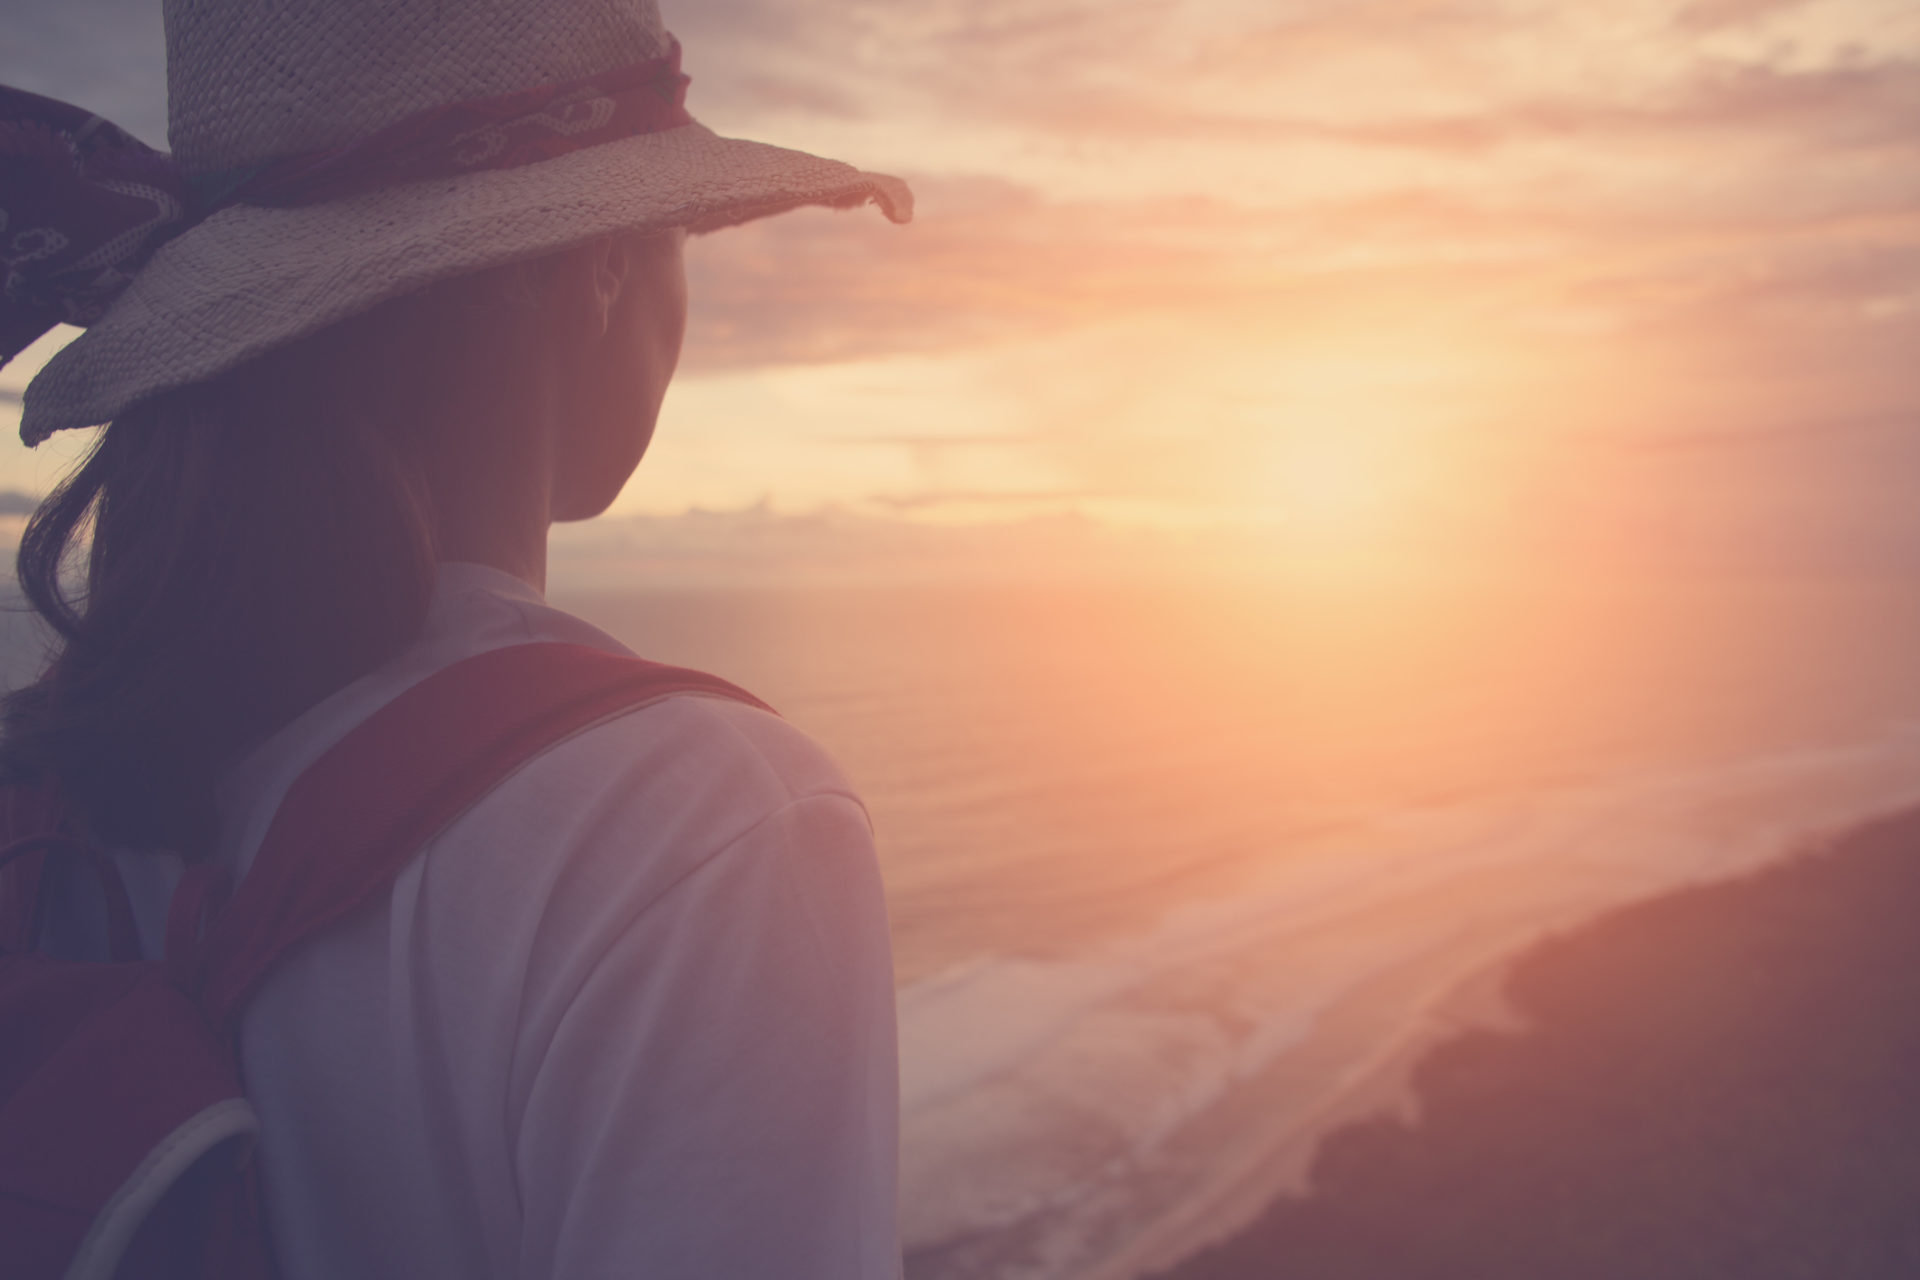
63,1098,259,1280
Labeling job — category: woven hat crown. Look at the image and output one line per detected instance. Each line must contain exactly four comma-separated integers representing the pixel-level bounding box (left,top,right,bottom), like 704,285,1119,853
166,0,672,174
21,0,909,442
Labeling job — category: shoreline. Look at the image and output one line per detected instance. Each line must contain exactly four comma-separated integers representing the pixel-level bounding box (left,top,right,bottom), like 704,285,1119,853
1073,945,1532,1280
1143,802,1920,1280
902,775,1920,1280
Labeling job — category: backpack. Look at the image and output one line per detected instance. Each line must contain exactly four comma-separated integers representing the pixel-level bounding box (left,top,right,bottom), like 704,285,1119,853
0,641,771,1280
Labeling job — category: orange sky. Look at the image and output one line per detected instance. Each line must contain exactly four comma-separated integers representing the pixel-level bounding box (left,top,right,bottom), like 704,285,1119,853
3,0,1918,579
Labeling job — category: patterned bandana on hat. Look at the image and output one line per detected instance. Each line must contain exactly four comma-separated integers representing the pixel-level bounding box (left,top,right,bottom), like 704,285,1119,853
5,0,911,445
0,47,694,367
0,89,186,362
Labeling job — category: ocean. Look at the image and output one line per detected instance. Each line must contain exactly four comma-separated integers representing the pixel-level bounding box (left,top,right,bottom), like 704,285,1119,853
557,574,1920,1279
14,573,1920,1279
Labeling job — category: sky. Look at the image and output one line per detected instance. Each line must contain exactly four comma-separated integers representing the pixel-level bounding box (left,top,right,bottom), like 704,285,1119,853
4,0,1919,580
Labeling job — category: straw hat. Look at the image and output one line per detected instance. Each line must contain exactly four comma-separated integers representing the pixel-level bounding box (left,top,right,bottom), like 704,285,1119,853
14,0,910,444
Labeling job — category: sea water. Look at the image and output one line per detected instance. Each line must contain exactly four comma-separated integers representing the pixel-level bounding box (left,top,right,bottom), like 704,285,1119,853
561,575,1920,1279
13,574,1920,1279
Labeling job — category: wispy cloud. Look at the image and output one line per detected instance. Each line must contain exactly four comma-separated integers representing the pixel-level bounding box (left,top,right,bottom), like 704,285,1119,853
7,0,1920,573
1674,0,1819,33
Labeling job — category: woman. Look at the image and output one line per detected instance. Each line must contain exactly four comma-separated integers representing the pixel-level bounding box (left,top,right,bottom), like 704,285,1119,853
0,0,909,1276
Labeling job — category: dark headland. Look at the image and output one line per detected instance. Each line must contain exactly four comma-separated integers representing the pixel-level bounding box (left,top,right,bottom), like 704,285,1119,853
1154,807,1920,1280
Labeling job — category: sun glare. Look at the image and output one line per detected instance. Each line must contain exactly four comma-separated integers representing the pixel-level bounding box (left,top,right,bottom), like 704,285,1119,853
1245,332,1508,575
1271,426,1400,548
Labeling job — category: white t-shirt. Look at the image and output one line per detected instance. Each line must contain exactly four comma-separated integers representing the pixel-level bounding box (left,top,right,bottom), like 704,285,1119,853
88,563,901,1280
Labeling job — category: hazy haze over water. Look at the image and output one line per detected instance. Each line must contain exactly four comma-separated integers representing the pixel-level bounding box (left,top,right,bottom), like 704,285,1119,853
557,573,1920,1276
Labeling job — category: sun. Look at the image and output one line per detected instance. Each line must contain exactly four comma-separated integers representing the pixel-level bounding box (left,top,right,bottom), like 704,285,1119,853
1242,329,1515,576
1258,370,1445,571
1272,427,1402,549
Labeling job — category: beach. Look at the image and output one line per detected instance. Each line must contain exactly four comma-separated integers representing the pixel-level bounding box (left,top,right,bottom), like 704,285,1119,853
1151,805,1920,1280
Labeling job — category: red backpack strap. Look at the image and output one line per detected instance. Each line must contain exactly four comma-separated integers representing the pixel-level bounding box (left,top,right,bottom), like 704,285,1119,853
190,642,771,1026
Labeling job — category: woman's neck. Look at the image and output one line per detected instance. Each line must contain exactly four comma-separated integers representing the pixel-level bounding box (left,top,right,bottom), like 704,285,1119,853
414,384,558,594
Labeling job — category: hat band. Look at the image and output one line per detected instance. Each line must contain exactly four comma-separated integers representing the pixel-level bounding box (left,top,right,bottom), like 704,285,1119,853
0,45,693,367
189,42,692,213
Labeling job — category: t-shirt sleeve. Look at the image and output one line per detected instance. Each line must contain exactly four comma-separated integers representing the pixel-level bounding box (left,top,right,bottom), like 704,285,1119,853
509,791,901,1280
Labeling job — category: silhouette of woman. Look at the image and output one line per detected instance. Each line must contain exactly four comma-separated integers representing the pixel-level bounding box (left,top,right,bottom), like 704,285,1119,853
0,2,910,1275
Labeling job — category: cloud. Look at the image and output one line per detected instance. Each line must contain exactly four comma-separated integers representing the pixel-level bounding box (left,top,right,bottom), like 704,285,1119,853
1633,409,1920,455
682,178,1309,371
1673,0,1817,32
1643,57,1920,148
546,502,1175,589
964,51,1920,159
722,73,869,119
7,0,1920,559
669,0,1919,213
864,487,1098,512
679,153,1920,386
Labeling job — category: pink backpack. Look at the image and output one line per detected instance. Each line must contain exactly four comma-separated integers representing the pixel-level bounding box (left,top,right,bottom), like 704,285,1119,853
0,642,769,1279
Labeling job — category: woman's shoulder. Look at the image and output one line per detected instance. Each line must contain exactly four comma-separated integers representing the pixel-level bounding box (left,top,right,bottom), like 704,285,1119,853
429,685,873,926
218,566,876,921
525,687,866,841
438,566,865,823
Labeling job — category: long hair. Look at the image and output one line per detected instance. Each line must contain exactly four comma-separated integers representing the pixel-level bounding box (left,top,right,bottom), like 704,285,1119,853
0,254,565,854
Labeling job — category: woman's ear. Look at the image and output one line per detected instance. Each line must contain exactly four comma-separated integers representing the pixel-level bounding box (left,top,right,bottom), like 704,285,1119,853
546,229,686,523
528,237,626,342
588,236,629,337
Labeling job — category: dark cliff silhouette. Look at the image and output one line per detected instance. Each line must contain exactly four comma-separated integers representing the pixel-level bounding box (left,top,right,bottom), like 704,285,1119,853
1160,809,1920,1280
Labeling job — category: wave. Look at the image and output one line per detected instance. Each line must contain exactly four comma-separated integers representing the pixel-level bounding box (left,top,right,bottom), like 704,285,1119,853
897,721,1920,1279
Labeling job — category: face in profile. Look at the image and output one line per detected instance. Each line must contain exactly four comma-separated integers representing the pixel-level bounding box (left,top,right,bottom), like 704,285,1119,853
551,227,689,521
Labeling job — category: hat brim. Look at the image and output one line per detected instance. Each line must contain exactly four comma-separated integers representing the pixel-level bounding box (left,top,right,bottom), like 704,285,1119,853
21,122,911,442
